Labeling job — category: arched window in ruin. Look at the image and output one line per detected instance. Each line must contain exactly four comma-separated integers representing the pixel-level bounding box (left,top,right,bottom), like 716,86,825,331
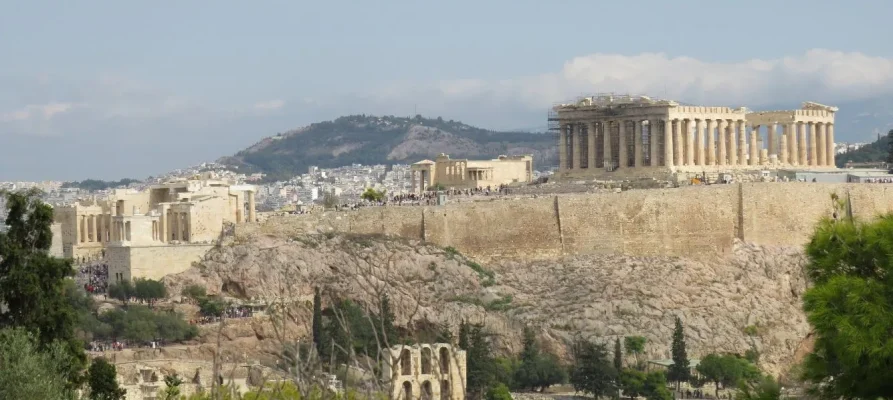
441,380,451,400
421,381,433,400
439,347,450,374
400,349,412,376
402,381,413,400
421,347,433,374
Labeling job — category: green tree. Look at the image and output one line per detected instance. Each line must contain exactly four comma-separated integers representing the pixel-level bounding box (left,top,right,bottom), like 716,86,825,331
87,357,126,400
736,374,781,400
162,374,183,400
624,336,647,369
799,213,893,399
465,323,496,399
377,293,397,345
620,368,646,400
485,383,513,400
697,353,760,398
514,326,565,391
0,189,86,387
133,278,166,305
0,328,75,400
614,337,623,371
668,317,691,390
108,280,134,305
643,370,673,400
180,284,206,300
570,338,617,398
360,188,386,202
887,129,893,164
458,320,469,350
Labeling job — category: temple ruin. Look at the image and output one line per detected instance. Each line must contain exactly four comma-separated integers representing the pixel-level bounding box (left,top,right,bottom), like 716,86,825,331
549,94,838,179
381,343,467,400
411,153,533,193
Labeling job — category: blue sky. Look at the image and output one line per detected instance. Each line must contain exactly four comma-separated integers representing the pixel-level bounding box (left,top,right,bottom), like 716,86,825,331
2,0,892,180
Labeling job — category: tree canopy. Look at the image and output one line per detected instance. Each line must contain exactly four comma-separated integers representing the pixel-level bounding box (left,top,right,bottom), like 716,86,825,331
513,326,566,392
0,328,77,400
570,337,617,398
668,317,691,387
87,357,126,400
800,212,893,398
0,189,85,386
696,353,760,398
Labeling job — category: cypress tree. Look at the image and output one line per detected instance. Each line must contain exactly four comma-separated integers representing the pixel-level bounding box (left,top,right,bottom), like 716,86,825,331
312,287,323,354
613,337,622,371
668,316,691,389
378,293,397,345
886,129,893,165
458,320,469,350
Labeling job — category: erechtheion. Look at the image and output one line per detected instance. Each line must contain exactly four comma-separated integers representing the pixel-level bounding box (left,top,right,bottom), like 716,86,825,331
411,153,533,193
550,94,837,179
53,172,256,281
381,343,467,400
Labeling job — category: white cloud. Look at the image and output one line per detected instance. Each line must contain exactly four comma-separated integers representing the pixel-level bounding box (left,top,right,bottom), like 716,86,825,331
253,99,285,110
373,49,893,111
0,102,75,122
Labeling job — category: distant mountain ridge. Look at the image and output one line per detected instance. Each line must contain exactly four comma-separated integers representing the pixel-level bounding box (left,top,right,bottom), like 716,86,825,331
218,115,557,180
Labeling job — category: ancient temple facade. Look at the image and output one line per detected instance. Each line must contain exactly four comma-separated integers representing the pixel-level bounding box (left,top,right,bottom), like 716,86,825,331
382,343,467,400
411,153,533,193
53,173,256,281
550,94,838,179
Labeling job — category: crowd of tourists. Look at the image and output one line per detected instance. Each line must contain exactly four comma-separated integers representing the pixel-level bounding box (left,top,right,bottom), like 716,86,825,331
77,262,109,295
192,305,255,325
334,185,513,209
87,339,169,353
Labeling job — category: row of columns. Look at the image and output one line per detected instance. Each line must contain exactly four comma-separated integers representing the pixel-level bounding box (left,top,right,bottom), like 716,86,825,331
77,214,112,243
559,119,835,170
167,211,190,242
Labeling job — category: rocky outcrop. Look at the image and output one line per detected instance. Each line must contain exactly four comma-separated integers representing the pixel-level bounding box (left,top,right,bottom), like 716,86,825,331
164,234,810,376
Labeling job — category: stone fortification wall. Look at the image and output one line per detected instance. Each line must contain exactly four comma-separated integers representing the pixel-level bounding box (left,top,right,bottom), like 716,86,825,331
242,183,893,261
108,244,215,282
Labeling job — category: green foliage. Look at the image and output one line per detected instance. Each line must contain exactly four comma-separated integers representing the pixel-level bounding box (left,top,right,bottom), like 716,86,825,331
696,353,760,398
466,260,496,287
464,322,497,398
485,383,513,400
108,280,134,304
800,214,893,398
458,320,469,350
198,296,228,317
162,374,182,400
743,325,759,336
888,129,893,164
624,336,647,368
181,284,207,300
0,328,76,400
60,179,139,191
312,287,324,357
224,114,555,182
132,278,167,304
834,132,888,167
360,188,386,202
620,369,671,400
321,297,401,365
484,295,513,311
514,326,566,391
614,337,623,371
735,374,781,400
91,305,197,343
570,338,618,398
0,189,86,388
321,193,340,209
87,357,126,400
668,317,691,386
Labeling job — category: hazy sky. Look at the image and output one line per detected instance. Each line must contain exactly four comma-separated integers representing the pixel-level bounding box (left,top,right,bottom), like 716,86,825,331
2,0,892,180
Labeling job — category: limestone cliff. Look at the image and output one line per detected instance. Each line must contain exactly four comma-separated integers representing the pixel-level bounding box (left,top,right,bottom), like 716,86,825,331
164,233,810,376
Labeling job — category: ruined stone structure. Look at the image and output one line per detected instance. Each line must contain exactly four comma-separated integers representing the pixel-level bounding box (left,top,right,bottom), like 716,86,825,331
243,183,893,263
411,153,533,193
54,173,256,281
382,343,467,400
550,95,837,179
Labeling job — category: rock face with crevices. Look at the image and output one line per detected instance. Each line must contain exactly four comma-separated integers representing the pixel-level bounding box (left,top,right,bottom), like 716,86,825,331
164,234,811,376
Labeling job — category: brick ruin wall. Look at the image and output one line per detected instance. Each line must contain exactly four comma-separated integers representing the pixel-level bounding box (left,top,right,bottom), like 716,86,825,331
240,183,893,262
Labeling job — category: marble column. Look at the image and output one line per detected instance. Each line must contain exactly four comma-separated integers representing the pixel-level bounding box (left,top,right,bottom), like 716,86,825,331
798,122,808,166
650,120,660,167
603,121,613,169
737,121,746,166
634,120,643,168
809,122,818,166
817,123,827,166
572,124,581,170
587,121,597,170
827,123,835,167
693,119,704,166
729,121,738,166
717,120,727,166
664,119,674,167
788,123,798,166
749,125,759,166
685,120,695,166
673,120,683,166
706,119,716,166
780,133,788,165
618,121,627,169
558,123,567,171
248,191,257,223
767,123,777,159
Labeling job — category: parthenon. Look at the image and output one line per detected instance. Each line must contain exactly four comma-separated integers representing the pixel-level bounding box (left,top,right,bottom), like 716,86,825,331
550,94,838,179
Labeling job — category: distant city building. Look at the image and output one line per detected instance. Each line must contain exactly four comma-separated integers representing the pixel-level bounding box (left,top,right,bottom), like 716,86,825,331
410,153,533,192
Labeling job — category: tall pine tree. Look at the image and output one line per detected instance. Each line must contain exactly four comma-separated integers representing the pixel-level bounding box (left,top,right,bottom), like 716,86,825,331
378,293,397,346
458,320,469,350
668,316,691,390
613,338,622,371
